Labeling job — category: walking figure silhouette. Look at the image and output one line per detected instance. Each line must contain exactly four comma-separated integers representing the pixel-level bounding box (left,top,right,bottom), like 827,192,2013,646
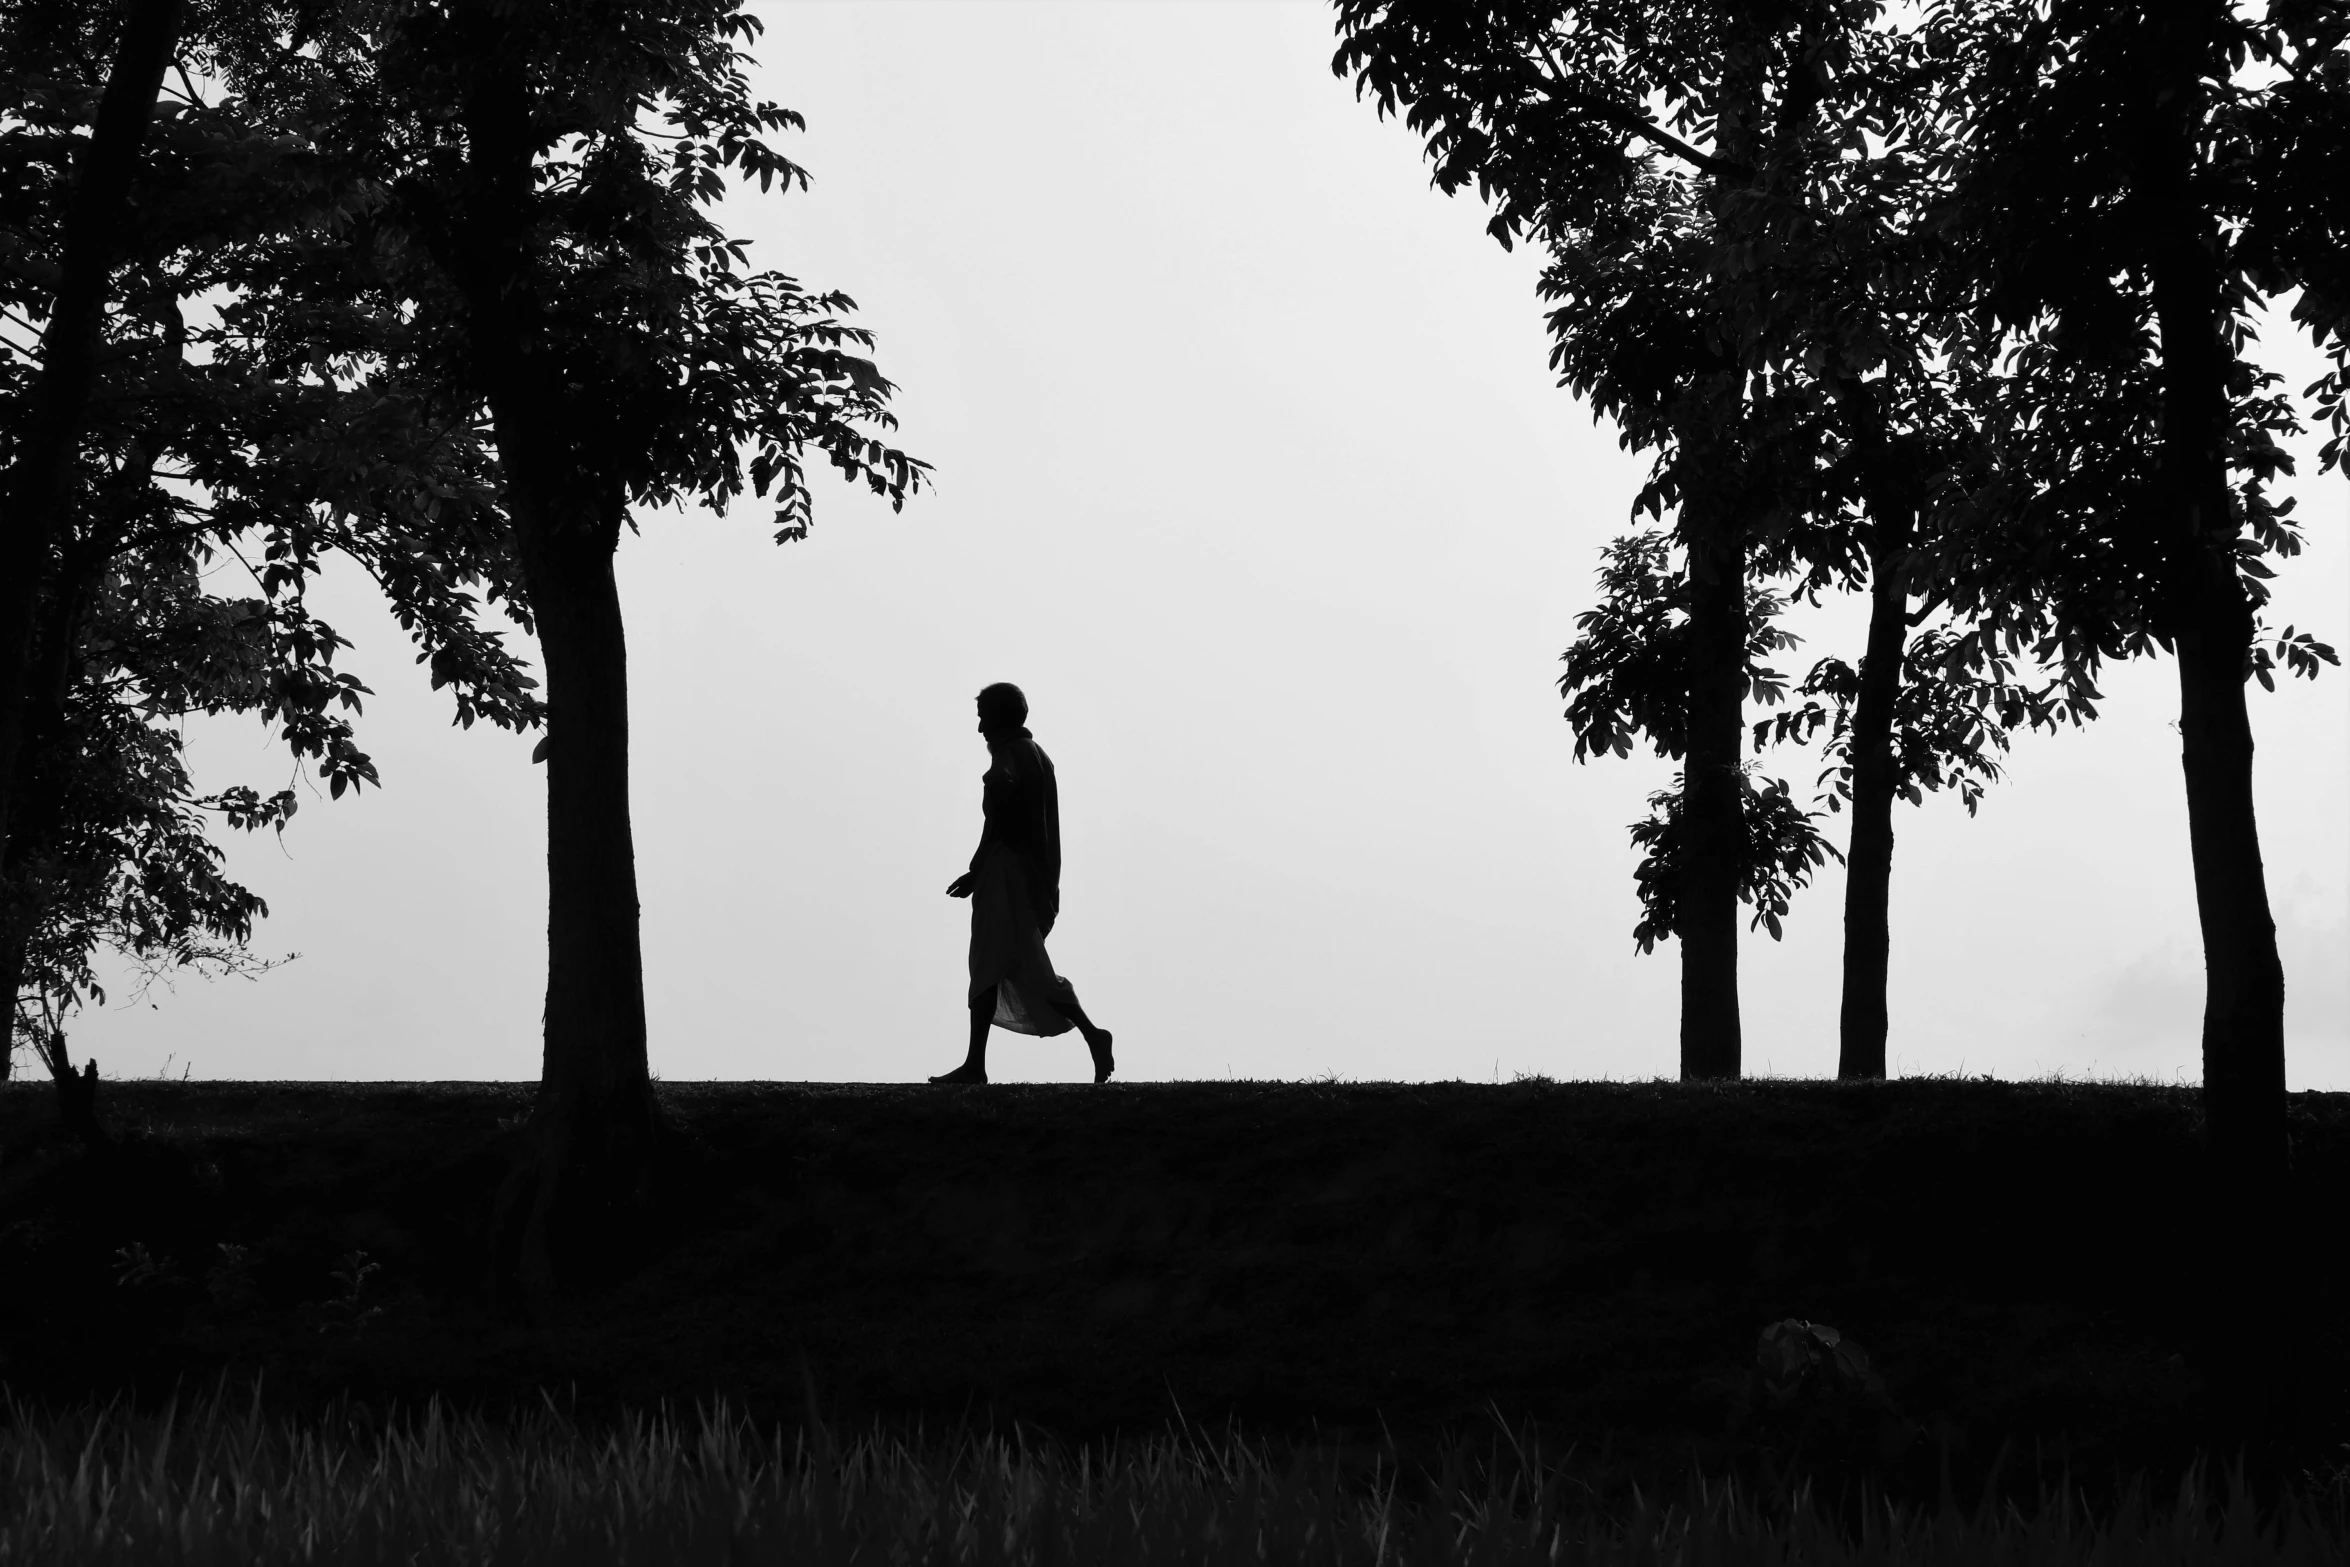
931,683,1115,1084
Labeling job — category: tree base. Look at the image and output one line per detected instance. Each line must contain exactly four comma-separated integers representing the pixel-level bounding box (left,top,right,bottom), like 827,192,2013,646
490,1085,686,1307
37,1035,110,1151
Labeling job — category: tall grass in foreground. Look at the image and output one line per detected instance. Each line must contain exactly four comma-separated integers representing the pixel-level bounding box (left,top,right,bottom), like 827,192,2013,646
1,1393,2342,1565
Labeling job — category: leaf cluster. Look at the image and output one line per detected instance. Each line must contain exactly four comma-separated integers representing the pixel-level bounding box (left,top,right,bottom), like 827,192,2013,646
263,0,930,546
1929,0,2348,665
1626,766,1842,952
1756,626,2093,817
1558,528,1799,762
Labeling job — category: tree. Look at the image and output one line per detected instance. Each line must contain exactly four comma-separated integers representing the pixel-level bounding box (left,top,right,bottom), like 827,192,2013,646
1335,4,2171,1083
1935,0,2343,1175
0,0,183,895
1337,0,1906,1076
1,378,529,1139
276,0,926,1286
3,0,542,1138
1690,12,1979,1080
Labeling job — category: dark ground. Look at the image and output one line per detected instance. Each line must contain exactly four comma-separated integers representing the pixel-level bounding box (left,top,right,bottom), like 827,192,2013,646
0,1077,2342,1495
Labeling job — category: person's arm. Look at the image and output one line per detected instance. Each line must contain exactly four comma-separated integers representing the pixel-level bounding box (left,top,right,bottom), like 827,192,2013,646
948,755,1010,897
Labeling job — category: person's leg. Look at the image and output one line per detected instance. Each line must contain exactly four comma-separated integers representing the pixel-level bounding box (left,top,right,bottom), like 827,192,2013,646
1060,990,1115,1084
929,987,994,1084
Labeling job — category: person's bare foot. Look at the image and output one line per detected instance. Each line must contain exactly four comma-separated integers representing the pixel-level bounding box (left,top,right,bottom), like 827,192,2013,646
1087,1029,1115,1084
928,1063,987,1085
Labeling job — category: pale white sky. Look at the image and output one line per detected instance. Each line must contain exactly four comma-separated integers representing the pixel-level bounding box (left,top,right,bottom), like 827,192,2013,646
61,2,2349,1088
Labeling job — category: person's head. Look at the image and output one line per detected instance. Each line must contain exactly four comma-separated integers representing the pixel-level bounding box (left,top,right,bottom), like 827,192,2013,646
975,682,1028,736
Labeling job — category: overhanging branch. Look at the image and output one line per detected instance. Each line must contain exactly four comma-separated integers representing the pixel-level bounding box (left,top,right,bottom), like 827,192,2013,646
1531,48,1754,182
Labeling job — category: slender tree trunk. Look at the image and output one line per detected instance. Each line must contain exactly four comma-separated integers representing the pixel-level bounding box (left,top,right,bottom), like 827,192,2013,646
2,569,94,1097
1837,533,1910,1080
0,0,181,859
1670,30,1776,1084
2164,340,2288,1432
2143,13,2286,1184
2140,3,2289,1436
0,934,17,1083
1679,501,1747,1080
1,5,171,1123
2174,581,2284,1174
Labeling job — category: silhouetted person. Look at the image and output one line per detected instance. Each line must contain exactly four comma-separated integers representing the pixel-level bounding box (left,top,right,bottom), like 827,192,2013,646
930,683,1115,1085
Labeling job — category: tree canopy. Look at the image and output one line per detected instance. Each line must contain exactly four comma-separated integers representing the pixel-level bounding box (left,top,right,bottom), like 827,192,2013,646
4,0,923,1217
1336,0,2341,1117
2,0,541,1105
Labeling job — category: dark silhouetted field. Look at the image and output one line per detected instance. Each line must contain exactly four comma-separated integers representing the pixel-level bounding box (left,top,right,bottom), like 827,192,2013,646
2,1079,2342,1497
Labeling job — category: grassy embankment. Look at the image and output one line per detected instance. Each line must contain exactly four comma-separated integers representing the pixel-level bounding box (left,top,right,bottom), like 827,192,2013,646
4,1390,2346,1565
1,1078,2343,1504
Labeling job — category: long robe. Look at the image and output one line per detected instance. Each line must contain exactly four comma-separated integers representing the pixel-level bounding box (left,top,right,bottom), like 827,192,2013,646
967,729,1075,1036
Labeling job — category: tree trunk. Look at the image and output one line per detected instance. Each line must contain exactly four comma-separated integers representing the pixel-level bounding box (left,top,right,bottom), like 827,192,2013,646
445,52,661,1297
41,1033,108,1150
15,998,107,1148
1679,502,1747,1080
493,480,658,1296
2142,12,2286,1183
2175,566,2284,1180
2166,383,2288,1436
0,0,181,859
0,933,16,1083
1836,534,1910,1080
1670,28,1774,1085
2,570,95,1095
2139,3,2288,1435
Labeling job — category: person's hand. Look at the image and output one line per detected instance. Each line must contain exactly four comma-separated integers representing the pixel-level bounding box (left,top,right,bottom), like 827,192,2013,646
946,872,974,898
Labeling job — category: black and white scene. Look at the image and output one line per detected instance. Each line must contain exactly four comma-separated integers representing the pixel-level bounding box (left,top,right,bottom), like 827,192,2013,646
2,1,2347,1560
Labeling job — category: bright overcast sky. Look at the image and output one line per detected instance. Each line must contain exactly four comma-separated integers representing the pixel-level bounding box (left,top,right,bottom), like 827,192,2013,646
64,1,2348,1089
